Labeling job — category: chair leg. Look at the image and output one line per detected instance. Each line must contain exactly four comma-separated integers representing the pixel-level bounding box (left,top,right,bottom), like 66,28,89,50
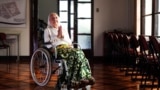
7,47,10,72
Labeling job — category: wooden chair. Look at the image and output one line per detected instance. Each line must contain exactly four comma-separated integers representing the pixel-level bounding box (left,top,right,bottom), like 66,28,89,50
120,34,130,70
149,36,160,89
125,35,140,77
117,34,125,68
0,33,10,56
138,35,156,87
111,33,120,65
0,33,10,72
103,32,114,63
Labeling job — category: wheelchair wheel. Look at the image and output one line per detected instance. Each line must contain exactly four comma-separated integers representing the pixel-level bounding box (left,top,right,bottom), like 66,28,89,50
30,48,52,86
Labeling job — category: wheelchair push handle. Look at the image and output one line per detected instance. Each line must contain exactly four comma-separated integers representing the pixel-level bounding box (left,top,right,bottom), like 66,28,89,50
72,42,81,49
43,41,52,45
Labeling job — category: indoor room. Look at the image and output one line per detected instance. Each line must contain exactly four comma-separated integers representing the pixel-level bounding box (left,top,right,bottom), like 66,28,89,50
0,0,159,90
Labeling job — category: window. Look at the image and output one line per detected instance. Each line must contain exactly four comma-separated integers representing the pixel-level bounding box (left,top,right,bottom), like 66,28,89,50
140,0,160,36
59,0,93,50
155,0,160,36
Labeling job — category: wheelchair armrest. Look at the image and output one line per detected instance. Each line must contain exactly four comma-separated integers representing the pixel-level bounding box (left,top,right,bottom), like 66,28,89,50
41,42,58,59
72,42,81,49
43,41,52,45
40,41,52,48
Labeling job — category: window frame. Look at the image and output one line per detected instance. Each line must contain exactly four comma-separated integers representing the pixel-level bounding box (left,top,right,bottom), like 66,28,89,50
140,0,160,36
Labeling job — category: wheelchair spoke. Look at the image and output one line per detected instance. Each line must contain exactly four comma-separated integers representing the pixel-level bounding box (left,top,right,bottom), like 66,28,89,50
30,48,52,86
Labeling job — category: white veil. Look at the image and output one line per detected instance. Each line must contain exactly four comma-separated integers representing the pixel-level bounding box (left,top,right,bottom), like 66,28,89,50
47,13,60,28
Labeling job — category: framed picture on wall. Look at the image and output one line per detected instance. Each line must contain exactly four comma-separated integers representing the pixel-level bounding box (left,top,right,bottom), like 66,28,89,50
0,0,26,27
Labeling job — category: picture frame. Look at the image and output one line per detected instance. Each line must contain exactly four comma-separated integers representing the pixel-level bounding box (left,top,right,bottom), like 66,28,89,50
0,0,26,27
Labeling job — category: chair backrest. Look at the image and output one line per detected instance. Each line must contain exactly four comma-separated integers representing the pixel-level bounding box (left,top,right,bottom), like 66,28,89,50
138,35,157,61
139,35,149,51
112,33,119,45
111,33,118,48
149,36,160,55
118,34,124,47
123,34,129,48
0,33,7,45
0,33,6,40
107,33,113,44
130,35,139,49
128,35,139,57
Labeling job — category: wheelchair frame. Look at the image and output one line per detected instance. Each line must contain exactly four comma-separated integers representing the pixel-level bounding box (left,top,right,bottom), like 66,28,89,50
30,43,82,89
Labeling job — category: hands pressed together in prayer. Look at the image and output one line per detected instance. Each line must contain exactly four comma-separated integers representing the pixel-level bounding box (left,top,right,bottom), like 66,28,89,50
57,26,64,39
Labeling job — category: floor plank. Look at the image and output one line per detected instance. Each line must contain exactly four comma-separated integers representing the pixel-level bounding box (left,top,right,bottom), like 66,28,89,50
0,60,158,90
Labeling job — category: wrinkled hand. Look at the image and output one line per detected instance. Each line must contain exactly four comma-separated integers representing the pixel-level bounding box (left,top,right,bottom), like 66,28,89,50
57,26,63,38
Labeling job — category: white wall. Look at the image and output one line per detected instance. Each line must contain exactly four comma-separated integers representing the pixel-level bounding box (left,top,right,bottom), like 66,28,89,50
0,0,30,56
94,0,134,56
0,0,135,57
38,0,57,23
0,0,58,56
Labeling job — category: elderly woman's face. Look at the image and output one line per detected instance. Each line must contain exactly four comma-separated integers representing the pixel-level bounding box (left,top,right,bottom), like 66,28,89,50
49,13,59,25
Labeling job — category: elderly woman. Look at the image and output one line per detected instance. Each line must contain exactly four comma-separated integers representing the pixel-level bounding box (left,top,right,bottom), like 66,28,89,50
44,12,95,88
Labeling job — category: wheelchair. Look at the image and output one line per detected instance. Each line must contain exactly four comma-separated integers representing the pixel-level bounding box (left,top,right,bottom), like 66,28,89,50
30,43,90,89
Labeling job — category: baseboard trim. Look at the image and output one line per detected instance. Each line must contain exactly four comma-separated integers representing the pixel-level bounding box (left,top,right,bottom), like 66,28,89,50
92,56,111,64
0,56,31,63
0,56,111,64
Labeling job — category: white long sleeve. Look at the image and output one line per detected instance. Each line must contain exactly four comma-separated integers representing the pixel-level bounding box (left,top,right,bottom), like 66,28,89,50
44,26,72,48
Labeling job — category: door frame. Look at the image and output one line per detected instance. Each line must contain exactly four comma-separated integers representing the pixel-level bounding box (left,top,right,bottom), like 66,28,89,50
29,0,94,58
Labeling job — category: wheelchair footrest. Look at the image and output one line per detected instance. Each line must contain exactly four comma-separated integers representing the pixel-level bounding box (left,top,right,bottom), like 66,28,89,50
61,85,91,90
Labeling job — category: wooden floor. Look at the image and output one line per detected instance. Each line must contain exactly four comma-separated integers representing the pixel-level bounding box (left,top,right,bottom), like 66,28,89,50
0,59,159,90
